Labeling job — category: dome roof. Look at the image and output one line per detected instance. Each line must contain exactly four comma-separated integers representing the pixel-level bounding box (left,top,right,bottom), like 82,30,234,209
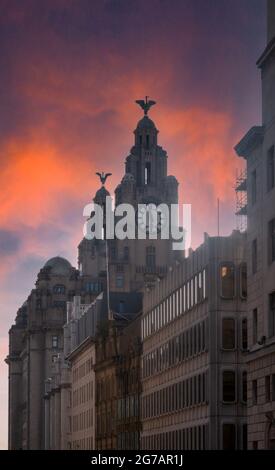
136,115,156,130
44,256,72,275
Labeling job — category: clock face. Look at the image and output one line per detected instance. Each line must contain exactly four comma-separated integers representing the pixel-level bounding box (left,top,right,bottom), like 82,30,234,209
136,204,167,236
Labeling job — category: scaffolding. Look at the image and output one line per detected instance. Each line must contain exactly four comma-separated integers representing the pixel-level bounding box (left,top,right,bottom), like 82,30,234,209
235,168,247,232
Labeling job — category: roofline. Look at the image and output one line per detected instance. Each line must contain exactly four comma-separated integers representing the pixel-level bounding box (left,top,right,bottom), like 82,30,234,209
234,126,264,159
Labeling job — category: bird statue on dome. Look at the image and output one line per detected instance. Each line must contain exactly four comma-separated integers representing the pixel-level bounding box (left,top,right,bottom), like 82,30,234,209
135,96,156,115
96,172,112,186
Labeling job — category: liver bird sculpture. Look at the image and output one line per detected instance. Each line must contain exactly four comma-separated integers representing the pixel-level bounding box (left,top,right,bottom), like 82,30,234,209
96,172,112,185
135,96,156,115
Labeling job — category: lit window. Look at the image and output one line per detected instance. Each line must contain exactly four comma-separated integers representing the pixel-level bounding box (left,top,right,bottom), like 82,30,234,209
220,264,235,299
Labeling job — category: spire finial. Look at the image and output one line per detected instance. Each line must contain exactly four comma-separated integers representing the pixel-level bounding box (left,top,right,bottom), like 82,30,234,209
135,96,156,116
96,172,112,186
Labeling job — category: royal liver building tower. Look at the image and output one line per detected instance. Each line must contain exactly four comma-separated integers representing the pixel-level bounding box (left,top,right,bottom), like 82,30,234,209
6,99,180,449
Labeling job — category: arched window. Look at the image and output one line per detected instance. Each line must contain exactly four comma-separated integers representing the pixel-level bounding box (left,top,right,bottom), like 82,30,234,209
240,263,247,299
53,284,66,294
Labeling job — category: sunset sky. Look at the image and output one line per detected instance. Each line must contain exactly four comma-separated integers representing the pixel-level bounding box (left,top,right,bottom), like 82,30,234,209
0,0,266,449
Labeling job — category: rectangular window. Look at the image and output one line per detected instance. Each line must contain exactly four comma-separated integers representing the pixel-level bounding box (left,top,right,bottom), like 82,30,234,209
223,371,236,402
272,374,275,401
269,292,275,338
220,264,235,299
267,145,275,192
115,274,124,288
242,371,247,402
242,425,247,450
52,335,58,348
265,375,271,402
242,318,248,350
268,218,275,264
252,380,258,405
240,263,247,299
222,318,235,350
253,308,258,344
223,423,236,450
252,239,257,274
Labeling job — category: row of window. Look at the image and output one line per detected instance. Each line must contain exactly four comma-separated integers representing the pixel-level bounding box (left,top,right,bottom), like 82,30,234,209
70,436,94,450
252,374,275,405
85,281,103,293
142,372,207,419
142,269,207,339
222,370,247,403
72,357,94,382
117,431,140,450
251,219,275,276
251,145,275,205
97,406,117,436
251,293,275,342
72,408,94,432
141,423,247,450
142,320,207,379
141,425,208,450
72,381,94,407
96,376,116,402
117,394,140,420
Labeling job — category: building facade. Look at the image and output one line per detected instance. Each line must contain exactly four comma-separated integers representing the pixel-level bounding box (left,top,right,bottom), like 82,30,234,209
234,0,275,450
141,231,247,450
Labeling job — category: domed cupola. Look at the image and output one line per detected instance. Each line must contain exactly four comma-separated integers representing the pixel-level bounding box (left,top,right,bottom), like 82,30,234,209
134,97,158,148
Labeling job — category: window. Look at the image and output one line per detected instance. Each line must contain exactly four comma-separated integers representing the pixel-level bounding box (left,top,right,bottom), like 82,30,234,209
253,308,258,344
116,274,124,288
271,374,275,401
267,145,275,192
118,301,125,314
252,239,257,274
242,425,247,450
146,135,150,149
242,318,248,350
251,169,257,205
242,371,247,402
252,441,258,450
252,380,257,405
145,162,151,184
240,263,247,298
269,292,275,337
222,371,236,402
86,281,102,293
146,246,156,268
268,219,275,264
53,284,66,294
265,376,271,402
52,336,58,349
123,246,129,261
223,424,236,450
222,318,235,350
220,264,235,299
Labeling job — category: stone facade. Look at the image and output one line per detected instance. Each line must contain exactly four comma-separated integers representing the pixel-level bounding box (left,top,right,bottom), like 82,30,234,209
235,0,275,450
141,232,247,450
